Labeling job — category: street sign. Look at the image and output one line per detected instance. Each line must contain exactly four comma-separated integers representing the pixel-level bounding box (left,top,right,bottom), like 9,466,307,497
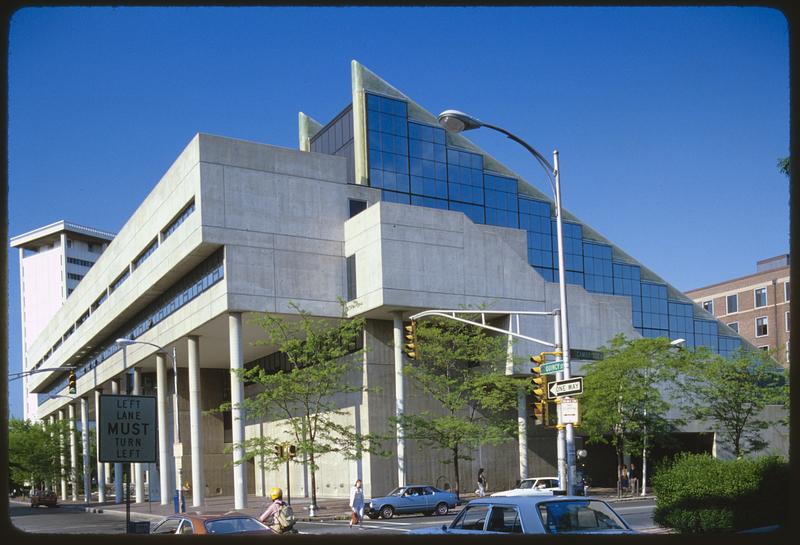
570,348,603,361
559,397,580,425
547,377,584,399
540,360,564,375
98,394,157,463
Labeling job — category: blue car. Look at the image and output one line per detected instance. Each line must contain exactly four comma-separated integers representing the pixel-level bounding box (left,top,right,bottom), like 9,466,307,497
410,495,637,535
366,485,459,519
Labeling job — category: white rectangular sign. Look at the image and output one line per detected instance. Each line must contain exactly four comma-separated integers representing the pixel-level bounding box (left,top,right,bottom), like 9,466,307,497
98,394,157,463
559,397,580,425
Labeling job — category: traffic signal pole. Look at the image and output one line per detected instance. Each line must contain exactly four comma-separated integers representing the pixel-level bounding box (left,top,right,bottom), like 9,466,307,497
554,311,567,492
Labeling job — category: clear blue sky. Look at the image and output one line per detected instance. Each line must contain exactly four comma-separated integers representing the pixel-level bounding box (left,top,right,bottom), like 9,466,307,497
6,6,790,419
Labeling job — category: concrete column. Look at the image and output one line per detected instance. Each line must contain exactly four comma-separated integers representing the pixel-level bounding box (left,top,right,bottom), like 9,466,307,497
59,409,67,501
80,397,91,503
48,415,57,492
132,368,144,503
69,403,78,501
156,353,171,505
188,335,205,508
94,389,106,502
392,312,406,487
111,378,123,503
229,313,247,509
517,389,529,480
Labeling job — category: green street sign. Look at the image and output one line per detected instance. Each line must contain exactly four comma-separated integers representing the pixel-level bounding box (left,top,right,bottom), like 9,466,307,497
540,360,564,375
570,348,603,361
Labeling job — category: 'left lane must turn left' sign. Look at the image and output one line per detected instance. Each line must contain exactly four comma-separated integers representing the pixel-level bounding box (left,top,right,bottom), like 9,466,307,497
98,394,157,463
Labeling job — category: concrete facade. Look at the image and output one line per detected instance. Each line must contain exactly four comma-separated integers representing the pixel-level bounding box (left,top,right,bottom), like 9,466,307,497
12,61,785,506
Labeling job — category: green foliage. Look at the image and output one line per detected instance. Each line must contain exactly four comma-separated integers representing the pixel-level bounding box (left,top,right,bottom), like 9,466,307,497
778,156,790,177
580,335,685,480
8,418,66,490
397,314,525,496
221,301,383,507
652,453,789,533
680,347,788,457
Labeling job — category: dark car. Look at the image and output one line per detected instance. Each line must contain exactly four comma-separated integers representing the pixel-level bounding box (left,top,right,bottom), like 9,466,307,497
366,485,459,519
30,490,58,508
411,495,637,535
150,513,274,535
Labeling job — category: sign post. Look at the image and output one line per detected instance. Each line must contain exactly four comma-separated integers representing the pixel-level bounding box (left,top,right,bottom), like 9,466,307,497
98,394,157,534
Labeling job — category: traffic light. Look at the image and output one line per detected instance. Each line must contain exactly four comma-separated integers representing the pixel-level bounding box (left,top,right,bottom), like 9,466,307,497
275,444,285,459
287,444,297,460
68,370,77,395
403,321,420,360
530,355,548,424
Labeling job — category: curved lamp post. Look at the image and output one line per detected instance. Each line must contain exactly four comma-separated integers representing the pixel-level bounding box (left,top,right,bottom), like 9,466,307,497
438,109,577,494
116,338,182,512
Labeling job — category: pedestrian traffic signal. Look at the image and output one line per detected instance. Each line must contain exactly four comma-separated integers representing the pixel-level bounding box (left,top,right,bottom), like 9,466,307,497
287,444,297,459
275,444,285,459
68,370,77,395
403,321,420,360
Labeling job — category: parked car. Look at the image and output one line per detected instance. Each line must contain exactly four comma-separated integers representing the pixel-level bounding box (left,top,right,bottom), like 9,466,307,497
150,513,274,535
30,490,58,508
410,495,637,535
366,485,459,519
491,477,560,496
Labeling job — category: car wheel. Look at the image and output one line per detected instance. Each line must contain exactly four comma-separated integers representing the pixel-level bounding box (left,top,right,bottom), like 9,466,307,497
435,503,449,516
380,505,395,519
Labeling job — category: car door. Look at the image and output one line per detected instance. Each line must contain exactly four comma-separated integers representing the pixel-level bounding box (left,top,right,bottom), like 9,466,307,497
401,487,424,513
446,504,491,534
420,487,436,512
484,505,525,534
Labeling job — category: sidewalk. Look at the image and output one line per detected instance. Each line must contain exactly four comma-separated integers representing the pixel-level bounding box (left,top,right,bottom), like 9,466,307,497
12,487,654,523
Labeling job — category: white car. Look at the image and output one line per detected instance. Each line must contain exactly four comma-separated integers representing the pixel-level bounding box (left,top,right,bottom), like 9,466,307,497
491,477,561,497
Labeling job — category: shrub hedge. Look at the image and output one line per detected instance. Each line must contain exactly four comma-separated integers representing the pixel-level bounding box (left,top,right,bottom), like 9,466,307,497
652,453,788,533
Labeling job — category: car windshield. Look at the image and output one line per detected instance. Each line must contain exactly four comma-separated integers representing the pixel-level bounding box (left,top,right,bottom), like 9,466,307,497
538,500,629,534
518,480,535,489
205,517,266,534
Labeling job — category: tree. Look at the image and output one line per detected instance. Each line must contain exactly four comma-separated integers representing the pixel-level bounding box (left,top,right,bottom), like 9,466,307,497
8,418,65,492
778,156,790,177
223,301,383,509
680,347,788,458
396,315,525,497
580,335,685,495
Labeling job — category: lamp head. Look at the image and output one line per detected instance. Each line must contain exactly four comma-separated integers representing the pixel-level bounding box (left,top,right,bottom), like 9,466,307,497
437,109,483,133
116,338,135,346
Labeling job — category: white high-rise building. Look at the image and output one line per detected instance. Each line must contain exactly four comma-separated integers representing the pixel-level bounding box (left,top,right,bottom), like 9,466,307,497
11,220,114,421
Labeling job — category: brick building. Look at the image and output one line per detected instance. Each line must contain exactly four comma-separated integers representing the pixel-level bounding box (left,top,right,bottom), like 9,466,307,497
686,255,790,365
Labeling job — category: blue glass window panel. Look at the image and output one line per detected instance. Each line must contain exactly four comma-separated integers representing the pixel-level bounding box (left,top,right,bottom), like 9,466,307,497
519,197,551,217
718,336,741,357
534,266,556,282
410,176,448,199
381,190,411,204
449,201,485,224
566,271,584,286
642,328,669,339
485,208,519,228
411,196,448,210
694,319,719,351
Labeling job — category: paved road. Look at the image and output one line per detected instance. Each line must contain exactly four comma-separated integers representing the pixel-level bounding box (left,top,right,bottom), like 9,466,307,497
10,498,660,535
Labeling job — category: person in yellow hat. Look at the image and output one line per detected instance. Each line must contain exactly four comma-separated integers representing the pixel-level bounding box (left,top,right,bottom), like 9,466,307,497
259,487,295,533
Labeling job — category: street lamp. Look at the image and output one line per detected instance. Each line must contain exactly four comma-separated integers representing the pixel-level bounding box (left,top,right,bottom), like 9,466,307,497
438,109,577,494
116,338,182,513
640,337,685,496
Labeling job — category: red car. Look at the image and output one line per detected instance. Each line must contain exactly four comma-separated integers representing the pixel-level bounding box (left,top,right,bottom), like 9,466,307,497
30,490,58,508
150,513,275,535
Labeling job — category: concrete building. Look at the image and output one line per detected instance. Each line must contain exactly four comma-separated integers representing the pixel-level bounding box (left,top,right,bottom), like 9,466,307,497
10,221,114,421
14,61,772,506
686,255,790,365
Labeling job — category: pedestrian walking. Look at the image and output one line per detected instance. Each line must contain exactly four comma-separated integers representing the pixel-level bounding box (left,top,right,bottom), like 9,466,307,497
629,462,640,495
349,479,365,528
620,464,629,494
475,468,487,497
259,487,296,534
